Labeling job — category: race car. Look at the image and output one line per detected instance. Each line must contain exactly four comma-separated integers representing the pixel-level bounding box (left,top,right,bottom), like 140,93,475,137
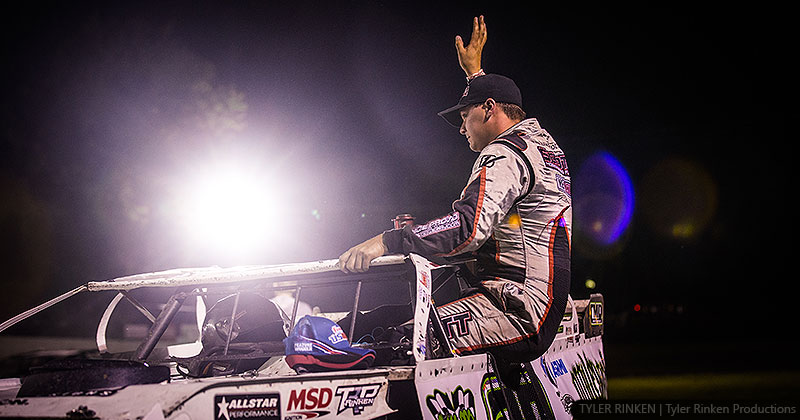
0,253,606,419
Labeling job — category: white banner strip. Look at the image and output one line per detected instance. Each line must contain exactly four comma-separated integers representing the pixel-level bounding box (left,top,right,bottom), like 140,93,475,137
0,285,88,333
86,255,407,291
409,253,434,363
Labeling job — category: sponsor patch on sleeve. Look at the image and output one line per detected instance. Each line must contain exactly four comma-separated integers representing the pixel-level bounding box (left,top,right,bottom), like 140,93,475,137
555,172,571,197
537,146,570,176
411,212,461,238
477,154,506,168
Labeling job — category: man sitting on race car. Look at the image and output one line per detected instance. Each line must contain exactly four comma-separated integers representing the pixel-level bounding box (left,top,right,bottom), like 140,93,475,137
339,16,571,376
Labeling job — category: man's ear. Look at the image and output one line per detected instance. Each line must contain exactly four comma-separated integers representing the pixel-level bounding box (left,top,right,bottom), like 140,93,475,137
483,98,495,122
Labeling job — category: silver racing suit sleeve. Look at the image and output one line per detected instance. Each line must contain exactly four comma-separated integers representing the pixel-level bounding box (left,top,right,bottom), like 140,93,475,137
382,142,530,258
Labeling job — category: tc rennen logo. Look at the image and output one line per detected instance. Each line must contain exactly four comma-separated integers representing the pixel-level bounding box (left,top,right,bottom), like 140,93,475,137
335,383,381,415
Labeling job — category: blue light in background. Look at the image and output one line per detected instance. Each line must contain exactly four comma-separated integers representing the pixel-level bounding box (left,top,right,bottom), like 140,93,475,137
574,151,635,248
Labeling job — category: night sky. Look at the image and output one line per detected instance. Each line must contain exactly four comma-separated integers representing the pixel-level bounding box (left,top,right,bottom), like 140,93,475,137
0,1,789,350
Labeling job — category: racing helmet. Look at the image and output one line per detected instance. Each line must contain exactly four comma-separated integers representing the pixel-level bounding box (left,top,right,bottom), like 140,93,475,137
201,292,290,348
182,292,289,377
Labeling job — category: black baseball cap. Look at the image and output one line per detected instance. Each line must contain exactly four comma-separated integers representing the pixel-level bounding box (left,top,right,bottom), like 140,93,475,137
438,73,523,128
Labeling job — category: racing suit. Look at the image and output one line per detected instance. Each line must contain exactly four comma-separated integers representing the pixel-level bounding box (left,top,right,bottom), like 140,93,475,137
382,118,571,363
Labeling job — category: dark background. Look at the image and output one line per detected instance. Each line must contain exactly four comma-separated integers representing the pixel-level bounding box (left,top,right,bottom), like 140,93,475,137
0,1,790,382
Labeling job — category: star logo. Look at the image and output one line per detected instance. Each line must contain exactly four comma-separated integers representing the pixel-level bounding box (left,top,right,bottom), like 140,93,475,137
217,396,230,420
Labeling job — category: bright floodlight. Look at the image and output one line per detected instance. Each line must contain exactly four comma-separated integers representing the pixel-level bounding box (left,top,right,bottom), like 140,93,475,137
179,162,289,258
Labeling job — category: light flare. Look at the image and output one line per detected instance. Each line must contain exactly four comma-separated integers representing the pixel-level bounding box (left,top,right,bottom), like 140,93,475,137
177,161,292,259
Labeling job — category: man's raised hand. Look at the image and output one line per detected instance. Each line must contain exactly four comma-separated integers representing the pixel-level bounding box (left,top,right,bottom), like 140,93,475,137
455,15,487,77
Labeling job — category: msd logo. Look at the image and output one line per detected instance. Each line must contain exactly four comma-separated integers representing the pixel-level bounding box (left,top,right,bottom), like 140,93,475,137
285,387,333,419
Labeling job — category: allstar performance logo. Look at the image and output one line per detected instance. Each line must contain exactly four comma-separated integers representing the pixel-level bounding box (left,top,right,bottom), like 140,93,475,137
214,393,280,420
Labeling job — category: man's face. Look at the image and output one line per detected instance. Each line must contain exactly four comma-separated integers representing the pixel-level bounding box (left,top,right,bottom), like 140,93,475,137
459,103,492,152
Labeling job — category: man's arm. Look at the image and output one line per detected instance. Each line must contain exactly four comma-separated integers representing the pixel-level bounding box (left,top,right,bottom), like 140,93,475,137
338,15,490,273
455,15,487,77
338,233,388,273
382,142,529,260
338,145,527,274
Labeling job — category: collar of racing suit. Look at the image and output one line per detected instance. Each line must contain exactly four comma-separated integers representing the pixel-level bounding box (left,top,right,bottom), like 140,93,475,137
491,118,541,144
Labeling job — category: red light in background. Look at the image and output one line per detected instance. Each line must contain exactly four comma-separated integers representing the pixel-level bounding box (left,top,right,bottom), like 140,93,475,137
633,304,641,312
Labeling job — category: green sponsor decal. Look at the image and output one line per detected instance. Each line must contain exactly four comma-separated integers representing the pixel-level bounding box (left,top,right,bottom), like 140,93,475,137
570,350,607,399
